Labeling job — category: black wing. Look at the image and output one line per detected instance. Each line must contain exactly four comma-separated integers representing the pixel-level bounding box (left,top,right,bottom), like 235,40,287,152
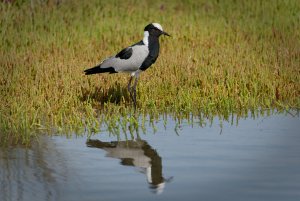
115,47,133,60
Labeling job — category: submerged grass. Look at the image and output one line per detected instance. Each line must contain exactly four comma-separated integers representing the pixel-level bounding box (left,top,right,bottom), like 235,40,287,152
0,0,299,144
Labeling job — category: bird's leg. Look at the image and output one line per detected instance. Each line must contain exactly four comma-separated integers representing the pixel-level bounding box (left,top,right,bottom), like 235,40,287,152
132,76,139,110
128,76,133,93
127,76,135,105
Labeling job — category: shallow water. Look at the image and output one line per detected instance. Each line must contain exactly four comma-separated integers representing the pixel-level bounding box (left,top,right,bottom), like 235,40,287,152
1,112,300,201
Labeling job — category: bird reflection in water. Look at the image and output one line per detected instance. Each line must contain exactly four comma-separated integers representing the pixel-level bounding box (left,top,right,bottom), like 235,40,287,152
86,139,172,194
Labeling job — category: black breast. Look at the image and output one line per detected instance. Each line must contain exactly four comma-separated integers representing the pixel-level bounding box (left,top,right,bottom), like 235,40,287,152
139,36,160,71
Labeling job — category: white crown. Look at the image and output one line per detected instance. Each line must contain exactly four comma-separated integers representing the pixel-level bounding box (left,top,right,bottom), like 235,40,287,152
152,23,163,31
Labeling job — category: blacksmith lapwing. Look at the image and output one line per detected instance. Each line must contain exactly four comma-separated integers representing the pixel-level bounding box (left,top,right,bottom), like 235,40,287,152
84,23,170,108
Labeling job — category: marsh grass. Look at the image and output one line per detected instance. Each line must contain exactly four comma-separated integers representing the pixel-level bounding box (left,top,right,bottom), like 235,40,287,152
0,0,299,144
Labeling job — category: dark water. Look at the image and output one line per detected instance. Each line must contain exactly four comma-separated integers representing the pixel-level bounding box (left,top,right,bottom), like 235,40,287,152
1,112,300,201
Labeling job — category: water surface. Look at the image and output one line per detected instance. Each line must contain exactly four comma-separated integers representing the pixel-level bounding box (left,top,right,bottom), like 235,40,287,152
1,112,300,201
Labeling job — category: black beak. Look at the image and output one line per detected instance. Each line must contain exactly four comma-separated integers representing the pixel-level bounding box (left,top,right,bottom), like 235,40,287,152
162,31,171,37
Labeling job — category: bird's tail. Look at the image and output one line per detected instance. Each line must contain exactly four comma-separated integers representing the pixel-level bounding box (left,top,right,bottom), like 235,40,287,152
84,65,117,75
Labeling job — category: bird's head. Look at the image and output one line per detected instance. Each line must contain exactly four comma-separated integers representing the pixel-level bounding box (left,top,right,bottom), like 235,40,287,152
144,23,170,37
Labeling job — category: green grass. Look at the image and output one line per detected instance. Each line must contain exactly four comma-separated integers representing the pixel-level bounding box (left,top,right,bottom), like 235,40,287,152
0,0,299,144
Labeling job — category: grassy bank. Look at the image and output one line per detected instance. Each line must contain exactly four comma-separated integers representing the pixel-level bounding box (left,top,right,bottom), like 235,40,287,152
0,0,299,144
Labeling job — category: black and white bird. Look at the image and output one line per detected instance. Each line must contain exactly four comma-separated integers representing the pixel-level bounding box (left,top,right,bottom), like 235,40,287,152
84,23,170,108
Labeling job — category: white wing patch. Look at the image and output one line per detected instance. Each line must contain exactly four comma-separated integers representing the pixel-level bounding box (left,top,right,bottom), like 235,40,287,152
100,45,149,73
